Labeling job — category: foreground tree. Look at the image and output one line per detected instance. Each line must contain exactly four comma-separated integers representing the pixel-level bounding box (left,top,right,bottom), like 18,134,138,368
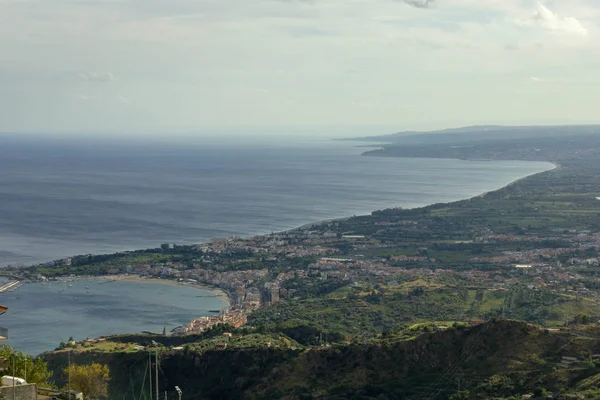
63,362,110,400
0,345,52,385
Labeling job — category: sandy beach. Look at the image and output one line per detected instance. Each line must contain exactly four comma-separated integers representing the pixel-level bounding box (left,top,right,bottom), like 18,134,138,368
474,162,558,199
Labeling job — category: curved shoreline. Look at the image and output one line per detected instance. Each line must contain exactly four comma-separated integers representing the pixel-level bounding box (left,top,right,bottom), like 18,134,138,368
4,158,555,268
65,159,556,312
65,274,233,307
9,157,560,349
289,160,556,232
107,275,233,306
474,161,559,199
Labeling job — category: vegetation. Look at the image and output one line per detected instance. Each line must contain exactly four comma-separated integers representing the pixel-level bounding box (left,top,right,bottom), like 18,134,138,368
0,345,52,386
40,319,600,399
63,363,110,400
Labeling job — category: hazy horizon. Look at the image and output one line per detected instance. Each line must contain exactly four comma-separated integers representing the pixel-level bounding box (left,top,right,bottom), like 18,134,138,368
4,121,600,143
2,0,599,135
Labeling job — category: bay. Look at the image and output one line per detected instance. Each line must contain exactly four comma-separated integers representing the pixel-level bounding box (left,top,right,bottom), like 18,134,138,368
0,279,227,355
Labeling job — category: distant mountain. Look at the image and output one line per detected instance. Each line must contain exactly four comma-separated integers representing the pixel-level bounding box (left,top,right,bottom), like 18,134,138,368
344,124,600,145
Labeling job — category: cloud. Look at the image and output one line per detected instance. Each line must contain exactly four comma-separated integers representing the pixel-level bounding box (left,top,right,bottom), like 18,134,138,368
78,72,115,82
515,2,588,36
2,0,600,133
77,94,90,100
403,0,436,9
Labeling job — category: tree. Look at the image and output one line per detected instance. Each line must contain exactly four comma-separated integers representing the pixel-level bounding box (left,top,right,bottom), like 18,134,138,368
533,387,551,398
160,243,170,251
63,363,110,400
449,390,470,400
573,313,592,325
0,345,52,385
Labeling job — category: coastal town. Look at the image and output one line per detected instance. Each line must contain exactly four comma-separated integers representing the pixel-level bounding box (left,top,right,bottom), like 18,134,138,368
5,133,600,338
10,206,600,335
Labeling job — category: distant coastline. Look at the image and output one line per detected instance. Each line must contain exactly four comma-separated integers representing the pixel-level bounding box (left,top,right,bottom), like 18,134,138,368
473,161,559,199
287,158,556,234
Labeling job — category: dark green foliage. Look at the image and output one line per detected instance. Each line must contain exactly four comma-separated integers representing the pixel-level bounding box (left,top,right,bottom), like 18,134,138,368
573,313,592,325
42,320,600,399
283,278,348,298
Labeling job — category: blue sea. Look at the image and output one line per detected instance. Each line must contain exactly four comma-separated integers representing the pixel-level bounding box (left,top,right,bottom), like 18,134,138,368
0,135,553,266
0,134,553,354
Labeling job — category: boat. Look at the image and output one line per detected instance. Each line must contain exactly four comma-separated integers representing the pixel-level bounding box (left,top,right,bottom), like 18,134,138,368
209,309,220,313
68,284,73,287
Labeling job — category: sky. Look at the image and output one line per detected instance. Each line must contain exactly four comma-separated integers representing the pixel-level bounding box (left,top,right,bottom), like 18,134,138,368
1,0,599,136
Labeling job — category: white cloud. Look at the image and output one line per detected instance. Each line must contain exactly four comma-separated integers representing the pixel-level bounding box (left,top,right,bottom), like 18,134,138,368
515,2,589,36
0,0,599,133
403,0,436,9
78,72,115,82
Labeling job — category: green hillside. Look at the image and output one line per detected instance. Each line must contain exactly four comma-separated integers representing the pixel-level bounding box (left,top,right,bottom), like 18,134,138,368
42,320,600,399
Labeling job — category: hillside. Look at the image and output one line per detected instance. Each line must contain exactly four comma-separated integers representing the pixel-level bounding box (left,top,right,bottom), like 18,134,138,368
42,319,600,399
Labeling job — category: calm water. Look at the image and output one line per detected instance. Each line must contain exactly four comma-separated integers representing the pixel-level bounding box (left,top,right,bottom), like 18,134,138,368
0,135,553,266
0,134,553,354
0,279,227,354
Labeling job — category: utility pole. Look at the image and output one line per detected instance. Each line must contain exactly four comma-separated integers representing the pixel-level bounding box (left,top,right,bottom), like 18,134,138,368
68,350,71,398
154,344,159,400
175,386,182,400
12,356,15,400
149,351,153,400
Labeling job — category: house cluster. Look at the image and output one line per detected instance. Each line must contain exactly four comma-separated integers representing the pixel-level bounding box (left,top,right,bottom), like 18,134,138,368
125,261,187,277
470,247,577,265
172,306,248,335
179,268,269,302
193,231,371,260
